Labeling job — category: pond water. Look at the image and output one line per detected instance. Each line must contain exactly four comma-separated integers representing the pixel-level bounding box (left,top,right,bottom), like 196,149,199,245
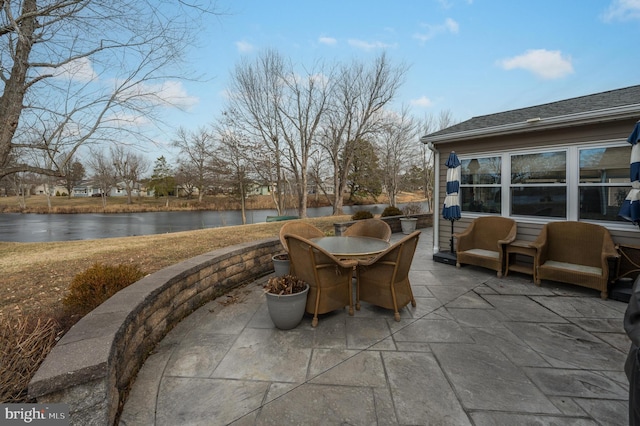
0,203,426,243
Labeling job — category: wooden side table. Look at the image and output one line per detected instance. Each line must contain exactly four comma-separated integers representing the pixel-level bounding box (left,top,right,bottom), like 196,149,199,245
505,240,537,282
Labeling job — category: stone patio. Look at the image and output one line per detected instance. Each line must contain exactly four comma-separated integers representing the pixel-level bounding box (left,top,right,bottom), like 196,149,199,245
119,227,630,425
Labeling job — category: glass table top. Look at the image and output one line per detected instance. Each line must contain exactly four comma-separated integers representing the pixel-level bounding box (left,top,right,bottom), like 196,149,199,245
310,236,390,258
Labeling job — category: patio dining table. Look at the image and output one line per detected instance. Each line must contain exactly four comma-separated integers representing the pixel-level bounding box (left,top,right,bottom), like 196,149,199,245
310,236,390,259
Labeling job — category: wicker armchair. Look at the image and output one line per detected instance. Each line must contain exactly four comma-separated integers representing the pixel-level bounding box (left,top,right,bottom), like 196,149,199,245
355,231,420,321
532,221,618,299
284,234,358,327
454,216,517,277
343,218,392,242
279,221,324,253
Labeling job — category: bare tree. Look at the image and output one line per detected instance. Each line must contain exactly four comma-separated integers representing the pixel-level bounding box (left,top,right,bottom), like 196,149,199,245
0,1,221,180
225,50,288,215
88,150,116,209
376,107,419,207
321,52,407,214
111,146,148,204
276,60,332,218
420,109,457,211
172,126,215,202
216,128,253,225
174,164,199,199
62,160,86,199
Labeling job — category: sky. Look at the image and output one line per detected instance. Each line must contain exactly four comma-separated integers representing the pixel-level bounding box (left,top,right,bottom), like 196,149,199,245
149,0,640,160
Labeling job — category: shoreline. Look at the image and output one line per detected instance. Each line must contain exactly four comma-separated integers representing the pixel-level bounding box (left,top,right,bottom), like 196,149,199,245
0,193,428,215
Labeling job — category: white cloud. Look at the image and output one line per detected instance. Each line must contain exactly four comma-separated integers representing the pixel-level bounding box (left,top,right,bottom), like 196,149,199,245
410,96,434,108
602,0,640,21
48,57,98,82
318,36,337,46
498,49,574,79
235,41,254,53
120,80,199,110
413,18,459,43
153,81,199,109
348,39,397,51
104,111,152,128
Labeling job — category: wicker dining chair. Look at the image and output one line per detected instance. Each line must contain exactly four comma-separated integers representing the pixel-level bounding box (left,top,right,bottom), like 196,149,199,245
343,218,392,242
355,230,420,321
284,234,358,327
279,221,324,252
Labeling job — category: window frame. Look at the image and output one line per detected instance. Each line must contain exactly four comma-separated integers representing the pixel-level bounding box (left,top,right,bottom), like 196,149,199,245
455,139,633,228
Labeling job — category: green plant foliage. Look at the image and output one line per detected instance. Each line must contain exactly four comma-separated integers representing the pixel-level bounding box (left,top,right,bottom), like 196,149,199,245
63,263,145,317
381,206,403,217
351,210,373,220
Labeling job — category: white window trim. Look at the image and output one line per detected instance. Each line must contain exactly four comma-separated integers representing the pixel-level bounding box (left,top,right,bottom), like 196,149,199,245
458,139,638,231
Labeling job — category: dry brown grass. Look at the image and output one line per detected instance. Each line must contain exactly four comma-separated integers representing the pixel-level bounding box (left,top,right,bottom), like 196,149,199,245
0,191,426,318
0,216,349,319
0,194,329,214
0,313,59,402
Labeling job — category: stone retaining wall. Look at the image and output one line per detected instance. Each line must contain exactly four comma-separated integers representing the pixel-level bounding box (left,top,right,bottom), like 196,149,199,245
334,213,433,235
28,238,282,426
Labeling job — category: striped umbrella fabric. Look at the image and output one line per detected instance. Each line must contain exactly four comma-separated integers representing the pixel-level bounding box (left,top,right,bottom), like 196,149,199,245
442,151,461,221
619,121,640,225
442,151,461,254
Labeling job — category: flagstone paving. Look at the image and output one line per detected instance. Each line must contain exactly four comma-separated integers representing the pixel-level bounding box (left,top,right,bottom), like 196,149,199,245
119,228,631,425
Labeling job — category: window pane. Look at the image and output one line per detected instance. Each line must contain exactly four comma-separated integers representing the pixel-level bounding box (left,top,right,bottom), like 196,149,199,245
580,186,630,221
461,157,501,185
511,152,566,184
511,186,566,217
579,146,630,183
461,187,501,213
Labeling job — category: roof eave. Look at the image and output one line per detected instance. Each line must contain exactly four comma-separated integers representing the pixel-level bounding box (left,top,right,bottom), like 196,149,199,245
421,104,640,144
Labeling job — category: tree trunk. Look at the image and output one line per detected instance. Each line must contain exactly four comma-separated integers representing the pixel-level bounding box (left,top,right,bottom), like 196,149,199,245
0,0,37,171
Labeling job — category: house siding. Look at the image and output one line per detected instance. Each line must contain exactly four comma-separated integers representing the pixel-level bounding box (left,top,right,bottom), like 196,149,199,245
433,113,640,252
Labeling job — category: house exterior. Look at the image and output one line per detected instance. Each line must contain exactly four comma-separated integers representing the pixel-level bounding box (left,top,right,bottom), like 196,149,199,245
421,85,640,254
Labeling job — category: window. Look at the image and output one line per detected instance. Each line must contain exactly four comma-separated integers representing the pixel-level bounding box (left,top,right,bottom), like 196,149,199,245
579,146,630,222
460,156,501,213
511,151,566,218
457,142,632,225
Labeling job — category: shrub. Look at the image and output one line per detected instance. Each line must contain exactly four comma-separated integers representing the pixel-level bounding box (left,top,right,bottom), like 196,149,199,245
402,202,424,216
63,263,146,317
0,313,59,402
351,210,373,220
381,206,403,217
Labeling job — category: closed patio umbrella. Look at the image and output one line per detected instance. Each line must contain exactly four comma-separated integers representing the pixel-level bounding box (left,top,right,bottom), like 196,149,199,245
619,121,640,225
443,151,461,253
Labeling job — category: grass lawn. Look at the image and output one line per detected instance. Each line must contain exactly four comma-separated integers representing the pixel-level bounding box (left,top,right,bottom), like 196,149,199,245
0,216,350,320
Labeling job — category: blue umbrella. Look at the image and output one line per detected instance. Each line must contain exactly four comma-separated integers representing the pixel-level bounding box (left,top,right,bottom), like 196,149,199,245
442,151,461,253
619,121,640,225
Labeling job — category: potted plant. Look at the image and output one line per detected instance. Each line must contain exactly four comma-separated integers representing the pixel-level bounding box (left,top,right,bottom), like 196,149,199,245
400,202,423,234
263,274,309,330
272,253,290,277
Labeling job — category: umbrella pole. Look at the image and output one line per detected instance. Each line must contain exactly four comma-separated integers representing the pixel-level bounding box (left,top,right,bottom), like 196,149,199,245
450,219,455,253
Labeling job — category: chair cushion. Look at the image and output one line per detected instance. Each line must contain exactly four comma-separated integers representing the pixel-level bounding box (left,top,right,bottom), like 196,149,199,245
541,260,602,276
463,249,499,259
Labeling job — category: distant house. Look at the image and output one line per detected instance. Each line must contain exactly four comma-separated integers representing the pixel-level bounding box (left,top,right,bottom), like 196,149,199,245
421,85,640,254
34,183,69,196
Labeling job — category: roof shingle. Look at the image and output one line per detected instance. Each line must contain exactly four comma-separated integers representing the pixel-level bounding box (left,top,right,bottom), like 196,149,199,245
427,85,640,138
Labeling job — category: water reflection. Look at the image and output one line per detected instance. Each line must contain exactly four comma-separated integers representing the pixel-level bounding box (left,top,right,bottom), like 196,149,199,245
0,203,423,243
